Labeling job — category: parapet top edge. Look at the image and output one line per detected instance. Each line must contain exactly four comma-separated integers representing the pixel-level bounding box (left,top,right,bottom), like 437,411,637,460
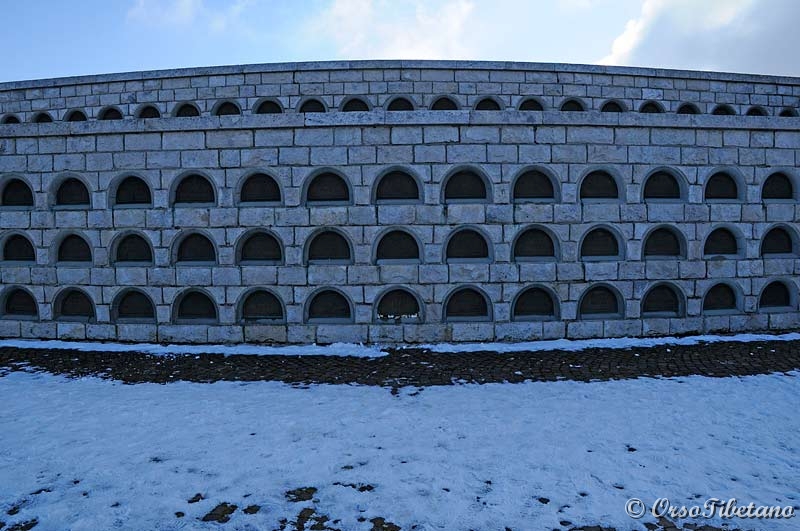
2,59,800,91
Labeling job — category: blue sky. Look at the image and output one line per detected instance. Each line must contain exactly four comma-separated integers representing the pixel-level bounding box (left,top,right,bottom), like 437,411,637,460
1,0,799,82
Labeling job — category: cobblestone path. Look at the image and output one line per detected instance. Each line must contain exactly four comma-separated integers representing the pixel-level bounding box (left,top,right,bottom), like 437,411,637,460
0,338,798,386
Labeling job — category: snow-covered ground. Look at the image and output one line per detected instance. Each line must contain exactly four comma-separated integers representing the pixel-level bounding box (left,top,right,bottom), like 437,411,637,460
0,371,798,531
1,331,799,358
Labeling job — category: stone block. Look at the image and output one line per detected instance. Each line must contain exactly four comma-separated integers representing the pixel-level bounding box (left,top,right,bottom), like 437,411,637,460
450,322,495,342
86,324,116,340
159,325,208,343
208,325,244,343
117,324,158,343
0,320,21,338
448,263,490,282
278,267,308,285
519,262,556,282
368,324,404,343
316,324,368,344
244,325,288,343
495,321,540,341
567,320,603,339
54,321,87,341
176,267,212,286
604,319,642,337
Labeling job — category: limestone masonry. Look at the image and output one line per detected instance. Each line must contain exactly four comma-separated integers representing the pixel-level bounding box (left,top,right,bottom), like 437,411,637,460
0,60,799,344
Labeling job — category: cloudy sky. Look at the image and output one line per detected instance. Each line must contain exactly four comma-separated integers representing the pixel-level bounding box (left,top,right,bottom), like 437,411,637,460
1,0,799,82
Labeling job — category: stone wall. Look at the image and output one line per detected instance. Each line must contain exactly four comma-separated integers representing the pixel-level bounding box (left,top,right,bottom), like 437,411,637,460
0,60,798,344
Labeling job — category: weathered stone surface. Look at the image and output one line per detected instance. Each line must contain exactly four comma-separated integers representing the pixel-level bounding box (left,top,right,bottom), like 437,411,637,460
0,61,797,344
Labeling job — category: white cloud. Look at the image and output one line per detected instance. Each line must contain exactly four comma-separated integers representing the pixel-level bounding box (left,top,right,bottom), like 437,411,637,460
311,0,476,60
126,0,203,26
126,0,253,33
598,0,756,66
595,0,800,76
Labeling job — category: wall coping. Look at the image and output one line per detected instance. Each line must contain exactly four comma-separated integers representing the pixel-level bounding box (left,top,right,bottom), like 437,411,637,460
1,60,799,92
1,110,799,137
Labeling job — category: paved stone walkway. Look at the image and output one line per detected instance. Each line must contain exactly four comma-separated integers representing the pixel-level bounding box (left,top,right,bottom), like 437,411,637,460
0,338,798,387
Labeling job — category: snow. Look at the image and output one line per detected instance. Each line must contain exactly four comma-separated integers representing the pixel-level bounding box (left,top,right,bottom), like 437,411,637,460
0,339,388,358
1,331,798,359
418,332,800,353
1,371,798,530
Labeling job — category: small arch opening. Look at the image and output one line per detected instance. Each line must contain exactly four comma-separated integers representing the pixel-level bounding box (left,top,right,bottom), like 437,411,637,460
513,170,555,202
65,110,87,122
761,227,794,256
431,96,458,110
55,178,90,206
643,227,682,258
376,289,420,322
519,98,543,111
376,230,420,263
705,171,739,200
115,176,152,206
175,103,200,117
98,107,123,120
642,284,682,317
240,173,281,203
137,105,161,119
639,101,663,113
1,179,34,207
375,170,419,202
560,99,585,112
308,231,352,263
1,115,21,124
703,283,737,312
299,99,326,113
601,100,624,112
443,169,488,203
676,103,700,115
176,291,217,322
214,101,241,116
33,112,53,123
114,234,153,264
643,171,681,200
446,229,489,262
581,228,620,260
762,172,794,200
239,232,282,264
580,171,619,200
779,107,798,117
55,290,95,322
513,287,556,320
3,235,35,262
176,233,216,264
746,106,767,116
255,100,283,114
307,290,352,322
174,174,215,204
475,98,501,110
760,281,792,310
387,97,414,111
115,290,155,322
513,228,556,261
445,288,489,321
57,235,92,263
241,290,284,322
704,228,739,257
3,288,37,318
712,104,735,116
579,286,621,318
305,172,350,204
342,98,369,112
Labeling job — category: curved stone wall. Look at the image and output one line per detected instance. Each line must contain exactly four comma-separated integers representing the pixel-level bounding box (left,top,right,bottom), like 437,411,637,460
0,60,799,344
